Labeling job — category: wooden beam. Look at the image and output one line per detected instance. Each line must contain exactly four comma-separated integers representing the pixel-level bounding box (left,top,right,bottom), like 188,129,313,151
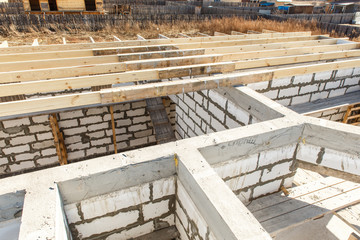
247,30,261,34
1,58,360,118
158,34,169,39
198,32,210,37
231,31,245,35
262,29,278,33
137,35,146,41
109,106,117,154
49,113,67,165
178,33,190,38
214,32,228,36
113,36,121,42
0,31,312,54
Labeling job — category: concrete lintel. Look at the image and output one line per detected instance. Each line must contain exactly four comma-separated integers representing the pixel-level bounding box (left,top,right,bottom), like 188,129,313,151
177,149,272,240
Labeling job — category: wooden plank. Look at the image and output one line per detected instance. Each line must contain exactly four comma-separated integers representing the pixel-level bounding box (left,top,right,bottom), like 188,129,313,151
198,32,210,37
158,34,169,39
49,113,67,165
178,33,190,38
214,32,228,36
0,31,312,54
293,168,325,186
109,106,117,154
247,30,261,34
113,36,121,42
137,35,146,41
231,31,245,35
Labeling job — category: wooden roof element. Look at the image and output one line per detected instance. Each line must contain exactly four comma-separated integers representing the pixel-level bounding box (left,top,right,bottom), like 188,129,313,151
0,31,359,119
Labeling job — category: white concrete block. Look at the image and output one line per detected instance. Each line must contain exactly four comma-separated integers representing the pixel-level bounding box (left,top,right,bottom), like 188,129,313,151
0,158,8,165
152,177,175,200
325,81,341,90
91,138,111,147
86,107,107,116
113,103,130,112
262,90,278,99
159,214,175,227
321,148,360,176
336,68,353,78
116,119,132,127
293,74,313,85
261,161,292,182
276,98,291,106
247,81,269,91
128,124,147,132
314,71,333,81
237,188,252,204
127,108,145,117
80,116,102,125
353,67,360,75
328,88,346,98
252,180,282,198
29,124,51,133
15,152,40,161
2,118,30,128
76,210,139,239
189,109,201,126
290,94,310,106
3,145,30,154
59,119,78,128
67,150,85,160
132,116,150,124
131,101,147,109
178,99,189,114
10,135,35,146
310,91,329,102
183,114,195,131
296,144,321,164
184,94,196,110
300,84,319,94
32,115,49,123
176,217,190,240
32,140,54,150
9,161,35,172
64,203,81,224
196,104,210,124
214,154,258,179
134,129,152,138
227,101,249,125
36,132,53,141
63,127,87,136
86,146,107,156
68,142,90,151
225,115,242,129
283,176,294,188
226,170,262,191
59,110,83,120
278,87,299,98
176,201,188,231
209,90,227,109
37,156,58,166
106,221,154,240
130,137,148,147
64,136,81,144
87,130,106,139
271,77,292,88
143,200,170,221
210,117,226,132
208,102,224,123
81,183,150,220
193,92,203,105
88,123,109,132
346,85,360,93
258,144,296,167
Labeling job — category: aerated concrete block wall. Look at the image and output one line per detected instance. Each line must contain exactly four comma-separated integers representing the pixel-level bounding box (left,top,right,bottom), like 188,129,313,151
170,89,260,139
0,99,175,176
64,176,176,240
305,105,349,122
247,68,360,107
212,144,297,202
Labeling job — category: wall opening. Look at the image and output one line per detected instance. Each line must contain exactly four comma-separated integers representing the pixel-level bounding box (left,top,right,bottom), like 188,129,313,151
48,0,58,11
84,0,96,11
29,0,41,11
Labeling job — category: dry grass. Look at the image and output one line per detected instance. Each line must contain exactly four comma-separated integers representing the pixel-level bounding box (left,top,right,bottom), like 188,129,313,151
0,17,339,45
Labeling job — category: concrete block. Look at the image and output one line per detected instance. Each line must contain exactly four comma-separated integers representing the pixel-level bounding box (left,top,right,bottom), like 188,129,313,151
330,113,345,122
353,67,360,75
32,115,49,123
276,98,291,106
209,90,227,109
64,203,81,224
310,91,329,102
176,202,188,231
159,214,175,227
321,108,339,116
296,144,321,164
336,68,353,78
247,81,269,91
88,123,109,132
113,103,130,112
128,124,147,132
189,110,201,126
143,199,170,221
261,161,292,182
195,104,210,124
300,84,319,94
187,127,196,138
0,140,5,148
271,77,292,88
86,107,108,116
59,110,83,120
321,148,359,175
116,119,132,127
0,158,8,165
116,134,132,142
214,154,258,179
10,135,35,146
64,136,81,144
106,221,154,240
131,101,147,109
3,145,30,154
63,127,87,136
328,88,346,98
29,124,51,133
41,148,57,156
227,101,249,125
15,152,40,161
2,118,30,128
58,119,78,128
184,94,196,110
37,156,59,166
263,90,278,99
290,94,310,106
193,92,203,105
176,217,190,240
325,81,341,90
68,142,90,151
132,116,150,124
178,99,189,115
183,114,195,131
346,85,360,93
278,87,299,98
226,170,262,191
126,108,145,117
152,177,175,200
80,116,102,125
67,150,85,160
208,102,224,123
9,161,35,172
252,179,282,198
81,183,150,220
314,71,333,81
134,129,152,138
225,116,242,129
293,74,313,85
86,146,107,156
36,132,53,141
237,189,252,204
130,137,148,147
210,117,226,132
283,176,294,188
91,138,111,147
75,210,139,239
87,130,106,139
258,144,296,167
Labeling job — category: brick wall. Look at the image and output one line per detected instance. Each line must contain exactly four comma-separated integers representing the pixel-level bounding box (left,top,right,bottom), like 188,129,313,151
0,98,176,177
176,180,216,240
212,144,297,202
170,89,260,139
247,67,360,107
64,176,176,240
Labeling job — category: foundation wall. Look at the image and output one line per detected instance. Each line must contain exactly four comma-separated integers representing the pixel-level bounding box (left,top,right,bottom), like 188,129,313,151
64,176,176,240
170,89,260,139
247,68,360,107
0,99,175,176
176,180,216,240
213,144,297,202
